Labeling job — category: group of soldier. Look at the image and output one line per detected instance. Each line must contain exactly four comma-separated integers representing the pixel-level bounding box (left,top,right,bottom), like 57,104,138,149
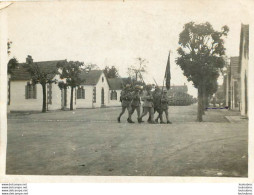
117,84,172,124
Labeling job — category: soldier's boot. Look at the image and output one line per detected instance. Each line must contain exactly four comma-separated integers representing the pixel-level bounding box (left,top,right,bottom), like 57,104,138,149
138,117,143,123
127,118,135,123
137,118,144,123
155,118,158,123
167,120,172,124
117,116,120,123
160,121,166,124
149,121,156,124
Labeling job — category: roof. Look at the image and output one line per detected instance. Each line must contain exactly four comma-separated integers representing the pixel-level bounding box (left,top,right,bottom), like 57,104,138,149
108,78,123,90
79,70,103,85
230,56,240,79
159,85,188,93
11,60,65,81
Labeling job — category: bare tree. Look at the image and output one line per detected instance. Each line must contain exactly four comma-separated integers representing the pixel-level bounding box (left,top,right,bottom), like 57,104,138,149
127,57,148,82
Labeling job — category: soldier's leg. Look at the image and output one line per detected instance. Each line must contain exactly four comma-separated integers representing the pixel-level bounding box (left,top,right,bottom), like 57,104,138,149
136,106,141,119
165,109,172,124
160,110,165,123
127,106,135,123
148,107,155,123
118,106,126,122
139,107,148,123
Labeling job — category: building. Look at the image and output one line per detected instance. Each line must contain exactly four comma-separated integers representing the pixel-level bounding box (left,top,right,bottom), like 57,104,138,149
107,78,123,107
76,70,110,108
228,56,241,110
239,24,249,117
9,58,75,111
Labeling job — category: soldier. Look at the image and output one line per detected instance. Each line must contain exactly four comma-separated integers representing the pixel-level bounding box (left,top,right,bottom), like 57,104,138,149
147,86,161,123
117,84,132,123
155,89,172,124
138,85,155,124
127,85,142,123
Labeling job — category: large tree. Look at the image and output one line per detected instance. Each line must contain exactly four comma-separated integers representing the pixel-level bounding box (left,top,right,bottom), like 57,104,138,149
57,61,84,110
127,57,147,82
176,22,229,121
25,56,58,113
103,66,119,78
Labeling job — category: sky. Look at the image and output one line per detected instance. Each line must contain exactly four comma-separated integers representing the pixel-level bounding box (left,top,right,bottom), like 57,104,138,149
6,0,251,97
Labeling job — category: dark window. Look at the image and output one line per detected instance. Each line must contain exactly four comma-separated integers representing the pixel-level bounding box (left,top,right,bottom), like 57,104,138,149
25,82,37,99
47,83,52,104
77,86,85,99
102,77,104,82
93,87,96,103
110,90,117,100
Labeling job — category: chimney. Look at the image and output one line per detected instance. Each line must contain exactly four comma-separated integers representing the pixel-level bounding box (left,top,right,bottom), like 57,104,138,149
26,55,33,64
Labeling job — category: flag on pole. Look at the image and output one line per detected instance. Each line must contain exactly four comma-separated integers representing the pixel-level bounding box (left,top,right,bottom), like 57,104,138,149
165,51,171,90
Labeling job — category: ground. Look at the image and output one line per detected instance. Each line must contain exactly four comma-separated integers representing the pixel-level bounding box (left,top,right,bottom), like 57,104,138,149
6,104,248,177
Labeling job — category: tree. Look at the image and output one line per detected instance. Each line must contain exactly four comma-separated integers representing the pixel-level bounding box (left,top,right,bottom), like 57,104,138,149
57,61,84,110
127,57,147,82
84,63,99,71
25,55,58,113
7,40,18,74
176,22,229,121
103,66,119,78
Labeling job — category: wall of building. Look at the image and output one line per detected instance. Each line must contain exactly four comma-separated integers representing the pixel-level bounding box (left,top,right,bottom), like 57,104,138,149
93,73,110,108
240,56,248,116
107,90,121,107
10,80,43,111
76,85,93,108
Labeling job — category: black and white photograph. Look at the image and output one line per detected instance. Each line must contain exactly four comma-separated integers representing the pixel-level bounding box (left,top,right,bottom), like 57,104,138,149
0,0,253,182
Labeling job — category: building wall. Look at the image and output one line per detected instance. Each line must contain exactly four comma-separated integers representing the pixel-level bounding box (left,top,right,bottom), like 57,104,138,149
108,90,121,107
240,55,248,116
93,73,110,108
76,86,93,108
10,80,43,111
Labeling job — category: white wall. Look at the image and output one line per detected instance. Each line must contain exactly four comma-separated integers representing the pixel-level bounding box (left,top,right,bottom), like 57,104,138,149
76,85,93,108
10,81,43,111
108,90,121,107
240,56,248,116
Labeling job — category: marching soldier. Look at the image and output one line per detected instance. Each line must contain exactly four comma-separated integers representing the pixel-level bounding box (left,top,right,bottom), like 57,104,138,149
117,84,132,123
138,84,155,124
155,89,172,124
127,85,142,123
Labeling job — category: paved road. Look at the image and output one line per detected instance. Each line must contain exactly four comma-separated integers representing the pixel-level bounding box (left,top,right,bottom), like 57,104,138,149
6,105,248,177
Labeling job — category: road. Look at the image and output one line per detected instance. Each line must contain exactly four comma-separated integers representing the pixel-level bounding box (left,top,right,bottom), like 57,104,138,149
6,104,248,177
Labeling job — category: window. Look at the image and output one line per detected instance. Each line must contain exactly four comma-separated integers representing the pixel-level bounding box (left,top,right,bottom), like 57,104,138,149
110,90,117,100
47,83,52,104
93,87,96,103
102,77,104,82
77,86,85,99
25,82,37,99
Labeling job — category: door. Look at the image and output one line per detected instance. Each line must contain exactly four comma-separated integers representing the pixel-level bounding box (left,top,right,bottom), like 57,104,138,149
101,88,104,106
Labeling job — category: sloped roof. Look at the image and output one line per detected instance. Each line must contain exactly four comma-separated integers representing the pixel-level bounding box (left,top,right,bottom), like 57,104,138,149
79,70,103,85
11,60,65,81
230,56,240,79
108,78,123,90
159,85,188,93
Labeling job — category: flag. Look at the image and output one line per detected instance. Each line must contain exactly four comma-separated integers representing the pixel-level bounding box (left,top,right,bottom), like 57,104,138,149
164,52,171,90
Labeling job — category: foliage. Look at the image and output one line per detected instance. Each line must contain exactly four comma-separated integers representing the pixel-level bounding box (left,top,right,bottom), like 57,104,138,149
127,57,148,82
103,66,119,78
7,57,18,75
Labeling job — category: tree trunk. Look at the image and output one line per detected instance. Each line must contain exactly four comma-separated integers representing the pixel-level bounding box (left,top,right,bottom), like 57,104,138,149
42,83,47,113
70,86,74,110
197,86,203,122
202,85,206,114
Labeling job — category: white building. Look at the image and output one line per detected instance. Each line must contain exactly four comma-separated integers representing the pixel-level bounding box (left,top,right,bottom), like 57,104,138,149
9,59,75,112
76,70,110,108
239,24,249,117
107,78,123,107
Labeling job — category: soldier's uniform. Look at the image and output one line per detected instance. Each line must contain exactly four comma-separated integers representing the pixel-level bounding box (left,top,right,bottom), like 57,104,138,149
117,84,132,123
138,85,155,124
127,85,141,123
155,90,172,124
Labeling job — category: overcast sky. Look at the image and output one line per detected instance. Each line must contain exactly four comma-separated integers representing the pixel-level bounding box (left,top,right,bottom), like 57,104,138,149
6,0,251,97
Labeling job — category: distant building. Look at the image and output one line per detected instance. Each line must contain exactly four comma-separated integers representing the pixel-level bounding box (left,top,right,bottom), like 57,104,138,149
107,78,123,107
77,70,110,108
227,56,241,110
9,58,74,111
239,24,249,117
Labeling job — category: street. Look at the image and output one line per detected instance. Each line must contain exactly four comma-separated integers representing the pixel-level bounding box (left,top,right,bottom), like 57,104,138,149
6,105,248,177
